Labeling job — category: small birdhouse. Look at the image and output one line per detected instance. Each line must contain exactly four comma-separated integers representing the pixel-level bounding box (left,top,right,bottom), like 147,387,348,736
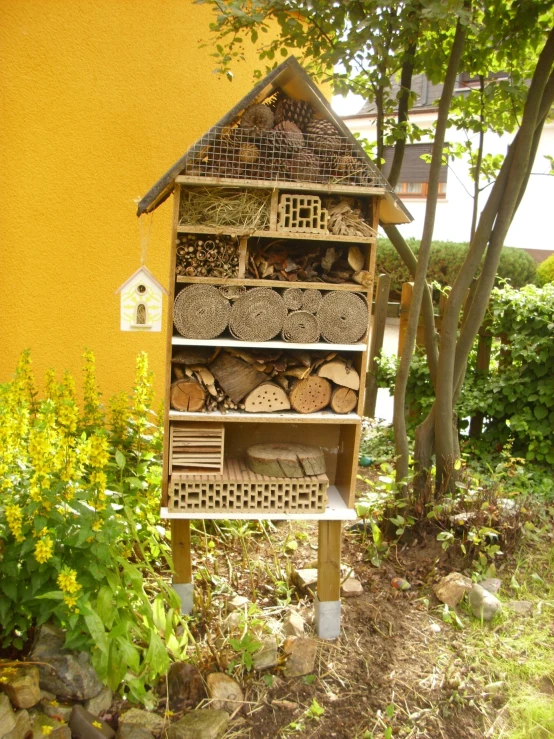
115,266,167,331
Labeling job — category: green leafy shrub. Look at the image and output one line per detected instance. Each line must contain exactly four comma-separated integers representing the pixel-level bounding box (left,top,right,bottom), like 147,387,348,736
536,253,554,286
0,350,188,706
376,283,554,464
376,238,536,295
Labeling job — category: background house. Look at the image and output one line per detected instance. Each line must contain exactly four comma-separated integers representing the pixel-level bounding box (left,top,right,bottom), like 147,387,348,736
341,73,554,261
0,0,263,397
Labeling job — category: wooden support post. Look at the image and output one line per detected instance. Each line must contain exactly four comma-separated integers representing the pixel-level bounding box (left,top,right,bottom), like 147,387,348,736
364,273,390,417
316,520,342,639
468,333,492,439
171,519,193,614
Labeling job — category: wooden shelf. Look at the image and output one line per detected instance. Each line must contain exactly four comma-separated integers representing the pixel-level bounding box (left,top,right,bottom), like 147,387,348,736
176,223,375,245
168,410,361,424
175,275,370,292
176,174,386,199
172,336,366,351
161,485,356,521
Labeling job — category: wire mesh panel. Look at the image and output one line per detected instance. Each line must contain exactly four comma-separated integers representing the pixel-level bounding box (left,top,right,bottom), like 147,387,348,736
182,125,389,188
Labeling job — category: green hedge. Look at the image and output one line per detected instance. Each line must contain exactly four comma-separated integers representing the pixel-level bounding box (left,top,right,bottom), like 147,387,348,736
376,238,537,295
536,253,554,286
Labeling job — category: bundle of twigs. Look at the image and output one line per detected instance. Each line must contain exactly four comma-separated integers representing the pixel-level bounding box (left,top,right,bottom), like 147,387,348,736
179,188,271,230
326,200,377,238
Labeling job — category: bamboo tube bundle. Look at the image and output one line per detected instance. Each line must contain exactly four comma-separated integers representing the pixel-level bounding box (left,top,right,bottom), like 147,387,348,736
173,285,230,339
229,287,287,342
283,287,304,310
301,289,322,313
282,311,320,344
317,291,369,344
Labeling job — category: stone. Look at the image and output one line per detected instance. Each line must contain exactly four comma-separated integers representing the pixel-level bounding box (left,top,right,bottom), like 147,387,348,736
118,708,165,734
84,687,113,717
433,572,473,608
253,638,278,671
227,595,249,613
221,613,242,635
30,712,69,739
283,610,305,638
505,600,533,615
41,699,75,722
0,695,17,737
206,673,244,713
0,666,41,709
468,584,502,621
115,726,154,739
69,706,115,739
167,663,206,712
283,637,317,678
4,709,31,739
293,569,318,593
479,578,502,594
51,726,72,739
341,578,363,598
166,710,229,739
116,727,154,739
272,699,298,711
30,624,103,701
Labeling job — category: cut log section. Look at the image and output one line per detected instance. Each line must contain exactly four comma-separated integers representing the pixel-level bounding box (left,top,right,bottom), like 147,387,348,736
347,246,365,272
246,443,326,478
170,380,206,412
330,387,358,413
244,383,291,412
317,360,360,390
209,351,265,403
289,376,332,414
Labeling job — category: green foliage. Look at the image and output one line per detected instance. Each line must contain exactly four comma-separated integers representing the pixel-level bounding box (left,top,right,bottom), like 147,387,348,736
536,253,554,286
376,284,554,466
0,350,189,706
376,238,536,296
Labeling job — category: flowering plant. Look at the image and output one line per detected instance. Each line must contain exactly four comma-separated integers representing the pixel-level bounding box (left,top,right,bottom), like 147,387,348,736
0,351,189,706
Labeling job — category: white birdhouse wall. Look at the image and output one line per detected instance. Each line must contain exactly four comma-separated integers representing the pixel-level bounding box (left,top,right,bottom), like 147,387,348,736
118,268,164,331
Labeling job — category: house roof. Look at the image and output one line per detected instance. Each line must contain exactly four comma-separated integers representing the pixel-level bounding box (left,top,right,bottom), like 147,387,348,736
136,56,412,226
115,265,168,295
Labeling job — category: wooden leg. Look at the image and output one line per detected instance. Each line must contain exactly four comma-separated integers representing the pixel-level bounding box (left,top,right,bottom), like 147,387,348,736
171,520,193,614
316,520,342,639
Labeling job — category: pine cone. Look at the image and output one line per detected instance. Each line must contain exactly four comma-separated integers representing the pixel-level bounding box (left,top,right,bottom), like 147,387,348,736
238,142,260,163
288,151,321,182
240,103,274,133
333,154,368,183
273,121,304,151
305,119,343,156
274,97,315,131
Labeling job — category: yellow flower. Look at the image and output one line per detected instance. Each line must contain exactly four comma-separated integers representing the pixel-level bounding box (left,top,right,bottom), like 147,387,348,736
5,504,23,540
33,527,49,539
63,595,78,610
92,721,102,729
57,567,82,594
92,520,102,532
34,537,54,564
42,726,53,736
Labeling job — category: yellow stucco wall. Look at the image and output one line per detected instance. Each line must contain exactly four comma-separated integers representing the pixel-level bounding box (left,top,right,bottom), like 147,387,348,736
0,0,260,400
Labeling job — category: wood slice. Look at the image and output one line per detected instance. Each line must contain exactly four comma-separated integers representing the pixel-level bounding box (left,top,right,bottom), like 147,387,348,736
289,376,332,414
243,383,291,413
352,270,372,288
330,387,358,413
347,246,365,272
246,443,326,478
317,360,360,390
209,351,265,403
170,380,206,412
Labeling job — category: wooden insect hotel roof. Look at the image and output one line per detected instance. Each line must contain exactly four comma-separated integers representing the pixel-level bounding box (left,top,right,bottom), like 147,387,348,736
137,56,413,226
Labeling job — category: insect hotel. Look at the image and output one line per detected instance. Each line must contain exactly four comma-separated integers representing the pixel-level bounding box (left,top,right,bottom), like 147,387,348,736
137,57,411,638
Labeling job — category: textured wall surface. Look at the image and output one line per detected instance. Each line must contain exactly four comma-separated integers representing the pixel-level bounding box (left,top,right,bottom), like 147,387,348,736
0,0,258,399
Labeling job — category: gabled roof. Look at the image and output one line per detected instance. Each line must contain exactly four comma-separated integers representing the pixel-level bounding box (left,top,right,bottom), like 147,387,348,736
137,56,412,226
115,265,168,295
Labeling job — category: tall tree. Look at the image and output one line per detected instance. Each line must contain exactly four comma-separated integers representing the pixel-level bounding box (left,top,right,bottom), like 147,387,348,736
197,0,554,498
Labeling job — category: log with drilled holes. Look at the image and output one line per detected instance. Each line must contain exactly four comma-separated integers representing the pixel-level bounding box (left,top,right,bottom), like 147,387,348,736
170,380,206,412
246,443,326,478
317,359,360,390
289,376,332,414
244,383,291,412
330,386,358,413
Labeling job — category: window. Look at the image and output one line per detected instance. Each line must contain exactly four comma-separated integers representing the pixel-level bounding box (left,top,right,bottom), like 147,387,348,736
383,143,448,198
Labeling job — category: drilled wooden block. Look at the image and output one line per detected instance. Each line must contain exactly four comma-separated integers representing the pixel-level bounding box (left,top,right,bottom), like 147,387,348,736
170,423,224,474
168,458,328,513
277,194,328,234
